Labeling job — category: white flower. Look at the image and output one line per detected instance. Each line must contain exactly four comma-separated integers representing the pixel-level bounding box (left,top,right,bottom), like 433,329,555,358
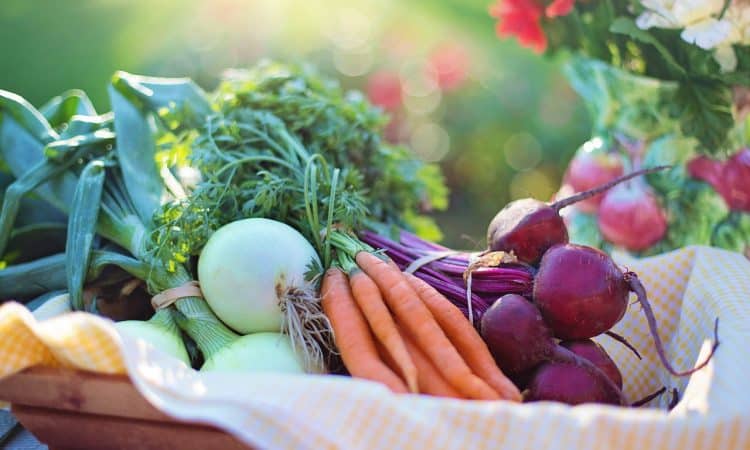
680,18,732,49
636,0,725,30
637,0,750,72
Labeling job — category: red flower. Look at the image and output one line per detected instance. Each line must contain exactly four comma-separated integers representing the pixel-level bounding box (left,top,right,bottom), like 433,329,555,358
490,0,546,53
546,0,575,18
489,0,576,53
427,43,470,91
366,71,402,111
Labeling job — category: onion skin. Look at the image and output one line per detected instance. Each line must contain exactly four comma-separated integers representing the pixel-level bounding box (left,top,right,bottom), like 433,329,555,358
115,320,191,366
201,332,305,373
533,244,629,340
597,181,667,251
198,218,320,334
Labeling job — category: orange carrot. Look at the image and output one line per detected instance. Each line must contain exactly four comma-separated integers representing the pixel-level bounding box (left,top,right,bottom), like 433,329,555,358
355,252,500,400
405,272,522,402
349,270,419,393
321,268,408,394
376,328,462,399
398,325,464,399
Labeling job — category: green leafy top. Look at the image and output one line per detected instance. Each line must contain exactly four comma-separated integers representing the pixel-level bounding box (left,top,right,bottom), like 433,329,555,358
149,62,448,271
492,0,750,155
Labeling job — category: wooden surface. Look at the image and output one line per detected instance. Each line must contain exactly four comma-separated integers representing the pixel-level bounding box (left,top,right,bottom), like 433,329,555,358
0,367,253,450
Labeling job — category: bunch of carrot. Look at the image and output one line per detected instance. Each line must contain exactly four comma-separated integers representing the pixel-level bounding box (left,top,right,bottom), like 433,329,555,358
322,232,521,401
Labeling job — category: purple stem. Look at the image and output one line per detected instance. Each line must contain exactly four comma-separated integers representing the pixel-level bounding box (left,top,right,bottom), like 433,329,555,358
398,230,450,251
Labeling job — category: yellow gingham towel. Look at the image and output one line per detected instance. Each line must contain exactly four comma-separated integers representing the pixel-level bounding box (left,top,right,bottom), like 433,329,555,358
0,245,748,450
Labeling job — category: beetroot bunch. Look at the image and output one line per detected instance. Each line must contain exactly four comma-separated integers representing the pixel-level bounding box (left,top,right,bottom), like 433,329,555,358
479,169,719,405
560,138,750,258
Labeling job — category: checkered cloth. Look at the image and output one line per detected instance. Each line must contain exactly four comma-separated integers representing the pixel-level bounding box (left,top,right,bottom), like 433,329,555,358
0,245,748,450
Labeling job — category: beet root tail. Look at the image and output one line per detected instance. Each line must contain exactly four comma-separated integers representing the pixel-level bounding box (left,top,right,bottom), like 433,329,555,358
625,272,720,377
604,330,642,360
552,165,671,212
631,386,667,407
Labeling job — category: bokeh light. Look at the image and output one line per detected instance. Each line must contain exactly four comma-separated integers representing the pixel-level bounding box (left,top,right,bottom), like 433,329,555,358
410,122,451,162
0,0,589,247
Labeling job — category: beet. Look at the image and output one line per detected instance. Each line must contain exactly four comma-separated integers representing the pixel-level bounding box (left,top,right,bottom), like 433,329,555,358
524,360,623,406
564,141,624,213
689,149,750,212
720,148,750,212
480,294,627,405
487,167,668,264
597,179,667,251
534,243,720,377
534,244,629,340
561,339,623,390
479,294,554,374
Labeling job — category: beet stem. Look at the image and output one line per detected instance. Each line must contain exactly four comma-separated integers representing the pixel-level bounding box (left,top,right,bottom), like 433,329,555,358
631,386,667,407
551,165,671,212
668,388,680,410
626,272,720,377
604,330,643,360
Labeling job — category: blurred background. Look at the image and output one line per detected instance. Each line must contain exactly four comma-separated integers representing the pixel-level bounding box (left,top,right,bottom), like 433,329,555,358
0,0,589,247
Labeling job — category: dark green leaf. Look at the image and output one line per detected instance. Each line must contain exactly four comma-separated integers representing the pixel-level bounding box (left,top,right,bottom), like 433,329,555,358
66,160,106,310
108,84,166,226
609,17,686,77
39,89,97,129
675,80,734,154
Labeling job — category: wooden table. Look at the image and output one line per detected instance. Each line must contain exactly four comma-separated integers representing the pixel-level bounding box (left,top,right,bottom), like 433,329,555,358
0,367,252,450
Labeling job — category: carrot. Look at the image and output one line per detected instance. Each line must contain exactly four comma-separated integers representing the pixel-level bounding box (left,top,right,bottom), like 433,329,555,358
321,268,408,394
355,251,500,400
349,270,419,393
399,325,464,399
375,328,461,399
405,272,522,402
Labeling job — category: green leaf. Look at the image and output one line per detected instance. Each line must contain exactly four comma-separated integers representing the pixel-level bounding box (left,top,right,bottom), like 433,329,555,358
39,89,97,129
675,80,734,153
108,84,165,226
110,71,210,130
0,90,58,144
5,222,67,264
66,160,106,310
711,211,750,253
643,134,698,194
609,17,686,77
0,93,79,211
108,72,211,226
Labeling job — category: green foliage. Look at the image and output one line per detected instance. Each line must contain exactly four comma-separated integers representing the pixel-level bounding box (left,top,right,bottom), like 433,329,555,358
150,62,448,270
712,211,750,254
605,17,744,154
643,181,728,256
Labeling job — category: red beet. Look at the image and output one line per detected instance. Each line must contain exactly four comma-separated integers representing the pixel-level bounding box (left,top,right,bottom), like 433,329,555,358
480,294,626,405
534,243,720,377
534,244,629,340
720,148,750,212
597,179,667,251
564,141,624,213
487,167,667,264
688,155,724,193
688,149,750,212
561,339,623,390
479,294,554,374
524,360,623,406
